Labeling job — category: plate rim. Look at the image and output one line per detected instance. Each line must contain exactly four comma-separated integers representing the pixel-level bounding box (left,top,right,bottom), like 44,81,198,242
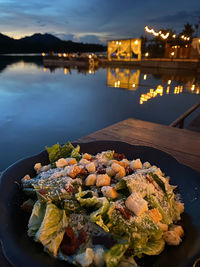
0,140,200,267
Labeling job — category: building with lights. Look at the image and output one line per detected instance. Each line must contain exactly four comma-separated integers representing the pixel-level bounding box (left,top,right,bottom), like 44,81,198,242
107,38,142,61
165,38,200,59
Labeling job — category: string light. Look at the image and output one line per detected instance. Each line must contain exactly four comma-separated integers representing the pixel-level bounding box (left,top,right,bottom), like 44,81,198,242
145,26,190,41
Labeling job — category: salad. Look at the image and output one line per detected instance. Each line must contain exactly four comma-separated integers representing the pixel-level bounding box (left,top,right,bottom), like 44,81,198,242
21,141,184,267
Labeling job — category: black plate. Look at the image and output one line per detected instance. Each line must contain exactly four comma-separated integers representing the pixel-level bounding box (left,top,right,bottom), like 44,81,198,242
0,141,200,267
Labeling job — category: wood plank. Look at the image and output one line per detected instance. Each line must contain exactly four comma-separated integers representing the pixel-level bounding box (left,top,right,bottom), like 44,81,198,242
76,118,200,173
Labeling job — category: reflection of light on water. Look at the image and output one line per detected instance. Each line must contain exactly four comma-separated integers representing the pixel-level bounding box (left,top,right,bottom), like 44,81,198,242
166,86,170,94
43,67,47,72
64,68,68,75
139,84,199,104
140,85,163,104
107,67,140,90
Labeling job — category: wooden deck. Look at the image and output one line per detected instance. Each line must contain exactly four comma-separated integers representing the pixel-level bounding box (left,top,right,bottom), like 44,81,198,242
76,118,200,173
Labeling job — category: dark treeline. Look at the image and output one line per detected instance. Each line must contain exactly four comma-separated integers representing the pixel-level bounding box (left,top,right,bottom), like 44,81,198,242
0,33,107,54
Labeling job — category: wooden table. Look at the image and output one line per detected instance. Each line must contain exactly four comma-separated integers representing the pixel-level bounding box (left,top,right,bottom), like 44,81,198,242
76,118,200,173
1,118,200,266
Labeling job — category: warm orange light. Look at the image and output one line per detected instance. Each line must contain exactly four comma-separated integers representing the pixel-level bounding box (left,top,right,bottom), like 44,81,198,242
171,52,175,56
132,83,136,88
43,67,47,72
191,84,195,91
58,53,62,57
64,68,68,75
139,85,163,104
143,74,147,80
172,34,176,38
145,52,149,57
168,80,171,85
166,86,170,94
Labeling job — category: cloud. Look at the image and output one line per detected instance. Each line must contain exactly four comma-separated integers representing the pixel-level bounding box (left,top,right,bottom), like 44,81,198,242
0,0,199,43
77,35,102,44
53,33,75,41
148,10,200,26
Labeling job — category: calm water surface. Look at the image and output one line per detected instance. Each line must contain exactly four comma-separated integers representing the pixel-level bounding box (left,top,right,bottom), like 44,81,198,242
0,56,200,170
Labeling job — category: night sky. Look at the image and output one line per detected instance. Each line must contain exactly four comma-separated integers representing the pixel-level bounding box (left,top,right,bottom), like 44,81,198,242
0,0,199,43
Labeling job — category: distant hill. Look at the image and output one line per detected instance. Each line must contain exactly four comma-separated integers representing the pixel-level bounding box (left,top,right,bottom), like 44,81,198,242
0,33,106,54
20,33,61,44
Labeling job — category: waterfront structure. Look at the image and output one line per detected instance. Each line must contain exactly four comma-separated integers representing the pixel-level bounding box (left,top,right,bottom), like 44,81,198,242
165,38,200,59
107,38,142,61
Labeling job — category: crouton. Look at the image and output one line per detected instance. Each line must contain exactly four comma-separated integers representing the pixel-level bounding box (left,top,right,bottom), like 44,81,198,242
148,208,162,223
41,164,51,172
56,158,68,168
176,201,184,214
96,174,111,187
82,153,92,160
22,174,31,181
67,165,81,178
163,231,182,246
79,158,90,165
143,162,151,169
85,162,96,173
111,163,126,179
101,186,118,199
120,159,129,168
169,225,184,237
34,163,42,173
85,174,97,186
66,157,77,165
157,221,168,232
129,159,142,170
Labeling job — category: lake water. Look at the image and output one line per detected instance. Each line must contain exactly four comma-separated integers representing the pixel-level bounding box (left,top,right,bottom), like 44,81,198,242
0,55,200,170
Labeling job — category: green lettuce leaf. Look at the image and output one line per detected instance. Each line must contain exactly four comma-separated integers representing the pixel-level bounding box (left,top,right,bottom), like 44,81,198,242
133,238,165,256
34,203,67,256
63,199,81,213
71,145,81,160
28,201,46,237
90,197,109,232
149,173,166,194
102,150,115,160
104,242,130,267
46,141,75,163
76,188,109,232
147,195,173,224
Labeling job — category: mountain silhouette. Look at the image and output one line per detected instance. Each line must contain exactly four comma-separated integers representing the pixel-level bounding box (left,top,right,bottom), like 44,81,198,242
0,33,106,53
